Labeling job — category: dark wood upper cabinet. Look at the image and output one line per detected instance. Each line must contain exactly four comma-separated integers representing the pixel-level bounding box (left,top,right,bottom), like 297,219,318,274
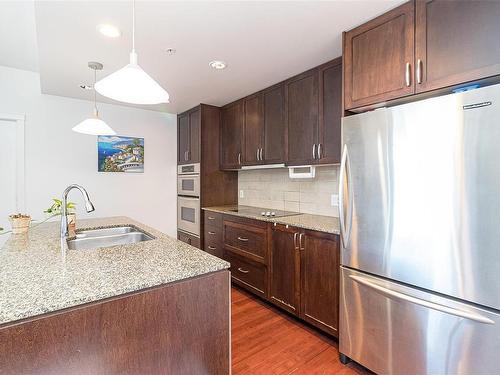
318,58,342,164
243,93,264,165
270,224,301,315
220,100,244,170
343,1,415,110
262,84,286,164
300,230,340,336
286,69,319,166
178,113,190,164
415,0,500,93
177,108,200,165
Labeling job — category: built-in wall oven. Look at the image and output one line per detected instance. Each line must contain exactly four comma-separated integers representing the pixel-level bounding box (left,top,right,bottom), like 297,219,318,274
177,164,200,238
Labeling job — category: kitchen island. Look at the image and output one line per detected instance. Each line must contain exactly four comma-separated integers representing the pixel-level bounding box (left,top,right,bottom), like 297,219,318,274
0,216,230,374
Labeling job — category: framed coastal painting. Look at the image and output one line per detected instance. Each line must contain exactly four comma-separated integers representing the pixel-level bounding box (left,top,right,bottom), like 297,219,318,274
97,136,144,173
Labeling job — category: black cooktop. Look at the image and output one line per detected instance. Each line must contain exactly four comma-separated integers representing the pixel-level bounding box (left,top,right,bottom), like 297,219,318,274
228,206,300,218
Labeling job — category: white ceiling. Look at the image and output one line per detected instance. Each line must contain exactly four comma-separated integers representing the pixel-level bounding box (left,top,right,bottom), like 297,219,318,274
2,1,404,114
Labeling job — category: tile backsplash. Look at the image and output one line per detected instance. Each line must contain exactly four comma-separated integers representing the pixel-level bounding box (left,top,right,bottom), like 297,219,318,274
238,166,339,217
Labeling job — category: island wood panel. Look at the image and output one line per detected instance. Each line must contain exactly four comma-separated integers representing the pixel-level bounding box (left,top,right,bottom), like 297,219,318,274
0,271,230,375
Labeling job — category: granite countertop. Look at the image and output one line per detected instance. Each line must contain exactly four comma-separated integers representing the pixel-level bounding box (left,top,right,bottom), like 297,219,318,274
203,206,340,235
0,216,229,326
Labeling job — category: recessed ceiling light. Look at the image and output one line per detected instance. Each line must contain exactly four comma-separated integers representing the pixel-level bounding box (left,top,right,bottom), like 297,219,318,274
209,60,227,70
166,48,176,55
79,84,93,90
97,24,121,38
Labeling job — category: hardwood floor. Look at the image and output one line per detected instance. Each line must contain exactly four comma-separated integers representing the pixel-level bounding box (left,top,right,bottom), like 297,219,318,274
231,287,371,375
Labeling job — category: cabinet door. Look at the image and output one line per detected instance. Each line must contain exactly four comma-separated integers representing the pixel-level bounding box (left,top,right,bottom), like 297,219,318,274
243,93,263,165
177,113,190,164
318,59,342,164
300,230,340,336
286,69,319,166
220,100,243,170
188,109,200,163
415,0,500,93
344,1,415,110
270,225,301,315
263,84,286,164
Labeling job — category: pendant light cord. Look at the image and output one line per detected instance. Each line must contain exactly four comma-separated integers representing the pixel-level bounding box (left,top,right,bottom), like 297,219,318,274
93,68,98,117
132,0,135,53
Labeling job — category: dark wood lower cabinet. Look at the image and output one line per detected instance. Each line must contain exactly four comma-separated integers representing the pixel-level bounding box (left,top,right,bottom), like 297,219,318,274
203,211,340,337
177,230,200,248
269,224,301,314
300,230,340,336
0,271,230,374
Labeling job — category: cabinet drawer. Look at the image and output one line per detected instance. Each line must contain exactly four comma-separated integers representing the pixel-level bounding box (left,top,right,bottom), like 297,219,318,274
204,211,223,228
204,226,222,244
226,251,267,296
204,237,223,259
177,230,200,249
223,220,267,261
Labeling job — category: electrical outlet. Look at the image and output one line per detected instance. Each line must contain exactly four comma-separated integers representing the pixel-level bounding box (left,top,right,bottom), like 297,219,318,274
331,194,339,206
239,190,244,199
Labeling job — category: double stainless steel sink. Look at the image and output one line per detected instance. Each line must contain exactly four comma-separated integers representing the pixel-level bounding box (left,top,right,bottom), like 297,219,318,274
66,225,155,250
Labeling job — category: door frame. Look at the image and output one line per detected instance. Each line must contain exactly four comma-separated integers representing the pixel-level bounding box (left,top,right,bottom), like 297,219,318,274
0,113,26,213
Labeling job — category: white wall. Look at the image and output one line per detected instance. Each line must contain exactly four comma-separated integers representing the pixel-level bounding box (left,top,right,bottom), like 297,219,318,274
0,66,177,236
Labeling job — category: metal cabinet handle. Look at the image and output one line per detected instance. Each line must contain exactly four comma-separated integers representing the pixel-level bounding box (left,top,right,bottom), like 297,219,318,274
237,236,249,242
312,144,317,159
208,231,216,235
299,233,305,250
293,232,298,249
260,148,264,161
256,148,260,161
184,151,187,161
317,143,322,160
349,275,495,325
208,245,216,250
237,267,249,274
417,59,423,84
207,216,215,220
238,152,241,165
187,150,190,160
405,62,411,87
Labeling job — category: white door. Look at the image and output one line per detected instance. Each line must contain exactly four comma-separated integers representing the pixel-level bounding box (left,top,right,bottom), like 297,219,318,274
0,117,24,248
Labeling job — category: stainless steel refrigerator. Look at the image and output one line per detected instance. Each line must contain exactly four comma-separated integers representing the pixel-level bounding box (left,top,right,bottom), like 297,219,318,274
339,84,500,375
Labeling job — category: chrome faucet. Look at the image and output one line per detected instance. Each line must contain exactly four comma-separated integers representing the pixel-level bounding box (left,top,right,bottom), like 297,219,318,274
60,184,95,238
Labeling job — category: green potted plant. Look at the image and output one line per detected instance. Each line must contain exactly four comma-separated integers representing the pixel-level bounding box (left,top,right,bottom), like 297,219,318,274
8,213,32,234
45,199,77,231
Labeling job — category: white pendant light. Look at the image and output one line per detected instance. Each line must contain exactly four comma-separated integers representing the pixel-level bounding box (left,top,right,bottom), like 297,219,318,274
94,0,169,105
73,62,116,136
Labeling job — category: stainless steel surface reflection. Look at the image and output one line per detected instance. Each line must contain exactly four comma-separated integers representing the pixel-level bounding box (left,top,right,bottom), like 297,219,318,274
340,267,500,375
67,226,154,250
339,84,500,374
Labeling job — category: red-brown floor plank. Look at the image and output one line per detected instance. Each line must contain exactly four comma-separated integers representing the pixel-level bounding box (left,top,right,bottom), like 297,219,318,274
231,287,371,375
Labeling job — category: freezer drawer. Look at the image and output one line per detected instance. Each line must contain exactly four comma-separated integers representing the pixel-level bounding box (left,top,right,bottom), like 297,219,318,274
340,267,500,375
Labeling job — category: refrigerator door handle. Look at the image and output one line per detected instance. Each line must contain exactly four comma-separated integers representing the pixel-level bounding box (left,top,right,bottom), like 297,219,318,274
349,275,495,325
339,144,353,247
338,145,348,245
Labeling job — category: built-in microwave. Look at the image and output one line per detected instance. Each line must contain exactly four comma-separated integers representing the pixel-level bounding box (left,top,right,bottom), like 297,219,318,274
177,163,200,197
177,196,200,236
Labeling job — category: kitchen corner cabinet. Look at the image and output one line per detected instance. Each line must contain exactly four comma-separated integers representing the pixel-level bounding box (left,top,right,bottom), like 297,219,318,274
177,108,200,165
343,1,415,110
220,100,244,170
269,224,301,314
344,0,500,111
